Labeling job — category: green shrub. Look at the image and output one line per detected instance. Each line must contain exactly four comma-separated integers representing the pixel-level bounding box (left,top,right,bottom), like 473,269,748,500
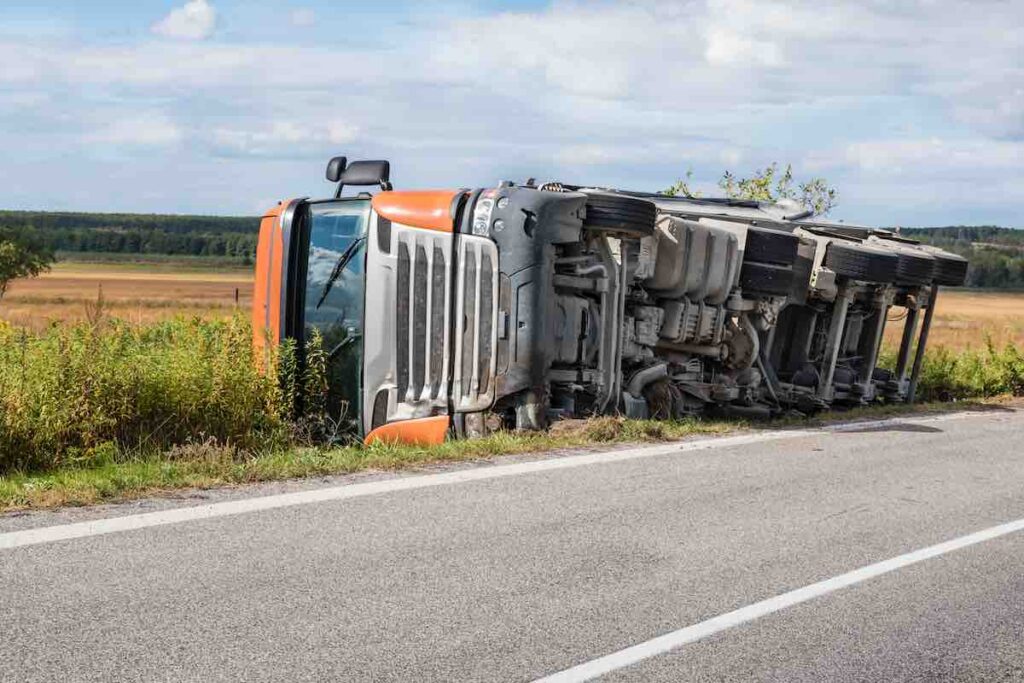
0,315,289,473
881,340,1024,402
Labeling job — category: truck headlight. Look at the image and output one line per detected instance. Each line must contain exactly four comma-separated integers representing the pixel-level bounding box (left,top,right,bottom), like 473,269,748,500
473,190,497,236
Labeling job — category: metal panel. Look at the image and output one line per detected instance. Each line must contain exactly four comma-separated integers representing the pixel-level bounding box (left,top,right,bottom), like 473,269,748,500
452,235,499,412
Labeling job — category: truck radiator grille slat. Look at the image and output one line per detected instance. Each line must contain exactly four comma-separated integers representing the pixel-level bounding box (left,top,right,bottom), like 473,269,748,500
461,249,477,399
396,242,411,399
430,246,446,399
478,252,494,397
412,244,428,399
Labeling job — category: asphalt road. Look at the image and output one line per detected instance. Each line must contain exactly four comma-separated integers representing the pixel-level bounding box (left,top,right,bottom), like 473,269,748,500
3,408,1024,682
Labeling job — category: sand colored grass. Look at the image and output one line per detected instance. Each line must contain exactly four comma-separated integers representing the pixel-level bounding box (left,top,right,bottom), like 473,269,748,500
1,262,253,330
883,290,1024,351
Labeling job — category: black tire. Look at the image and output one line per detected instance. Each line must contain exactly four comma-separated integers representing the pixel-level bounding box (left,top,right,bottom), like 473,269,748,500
739,261,794,296
823,242,898,283
892,250,936,285
743,226,799,266
930,251,969,286
582,192,656,238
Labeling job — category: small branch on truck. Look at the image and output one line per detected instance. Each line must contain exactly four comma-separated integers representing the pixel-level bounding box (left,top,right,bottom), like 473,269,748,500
253,157,969,446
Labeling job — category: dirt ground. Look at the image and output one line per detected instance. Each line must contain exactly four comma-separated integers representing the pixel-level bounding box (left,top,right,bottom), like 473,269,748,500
1,263,252,330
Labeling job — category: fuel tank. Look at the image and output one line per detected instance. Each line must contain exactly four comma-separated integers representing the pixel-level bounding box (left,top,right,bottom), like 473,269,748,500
644,215,740,305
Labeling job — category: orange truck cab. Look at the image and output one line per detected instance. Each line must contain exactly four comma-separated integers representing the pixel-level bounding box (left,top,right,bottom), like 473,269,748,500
254,158,481,446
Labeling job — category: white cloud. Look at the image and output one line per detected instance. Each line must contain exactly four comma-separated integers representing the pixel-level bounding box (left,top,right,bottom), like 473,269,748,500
718,147,743,167
555,144,617,166
2,43,375,89
327,121,358,144
152,0,216,41
289,8,315,27
86,113,183,147
807,138,1024,176
211,120,358,156
2,0,1023,225
704,28,783,67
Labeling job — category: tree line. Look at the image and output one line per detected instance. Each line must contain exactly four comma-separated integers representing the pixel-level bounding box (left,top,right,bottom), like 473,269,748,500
40,226,257,261
0,210,258,234
0,210,260,264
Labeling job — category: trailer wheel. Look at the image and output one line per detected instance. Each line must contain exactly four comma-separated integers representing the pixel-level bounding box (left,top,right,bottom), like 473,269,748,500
892,250,936,285
823,242,899,283
930,250,969,286
581,192,657,238
739,261,794,296
743,226,799,266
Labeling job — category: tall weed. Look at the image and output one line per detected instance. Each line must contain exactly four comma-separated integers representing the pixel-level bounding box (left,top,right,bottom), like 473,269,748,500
881,339,1024,401
0,315,289,472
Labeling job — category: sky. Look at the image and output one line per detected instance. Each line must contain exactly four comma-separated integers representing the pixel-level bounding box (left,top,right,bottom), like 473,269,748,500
0,0,1021,227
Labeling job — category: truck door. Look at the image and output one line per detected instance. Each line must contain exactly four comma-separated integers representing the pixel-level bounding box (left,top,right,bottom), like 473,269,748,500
254,197,372,434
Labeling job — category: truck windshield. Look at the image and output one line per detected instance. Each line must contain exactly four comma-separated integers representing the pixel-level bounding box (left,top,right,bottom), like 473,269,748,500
302,200,370,430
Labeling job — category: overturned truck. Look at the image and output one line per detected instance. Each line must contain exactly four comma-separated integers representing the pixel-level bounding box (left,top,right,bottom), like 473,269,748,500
253,158,968,445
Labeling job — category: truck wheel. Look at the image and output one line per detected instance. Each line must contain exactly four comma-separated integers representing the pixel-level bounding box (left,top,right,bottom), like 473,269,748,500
893,250,936,285
582,192,657,238
823,242,899,283
743,226,799,266
739,261,794,296
930,251,969,286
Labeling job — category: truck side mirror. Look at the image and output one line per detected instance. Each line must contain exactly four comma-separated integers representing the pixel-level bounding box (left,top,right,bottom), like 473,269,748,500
326,156,348,183
332,159,392,197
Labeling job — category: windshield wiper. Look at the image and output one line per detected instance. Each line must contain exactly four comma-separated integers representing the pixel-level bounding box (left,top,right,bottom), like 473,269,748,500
315,237,365,310
329,332,360,360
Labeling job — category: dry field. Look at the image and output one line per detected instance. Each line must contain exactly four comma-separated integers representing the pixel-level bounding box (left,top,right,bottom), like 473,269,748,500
884,290,1024,351
1,262,252,330
2,264,1022,351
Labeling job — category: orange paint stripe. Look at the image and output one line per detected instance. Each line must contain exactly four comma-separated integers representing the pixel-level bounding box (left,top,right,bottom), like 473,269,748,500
372,190,460,232
364,415,450,446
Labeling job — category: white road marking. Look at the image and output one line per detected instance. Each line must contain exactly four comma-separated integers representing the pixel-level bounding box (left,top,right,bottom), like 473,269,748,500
534,515,1024,683
0,411,986,551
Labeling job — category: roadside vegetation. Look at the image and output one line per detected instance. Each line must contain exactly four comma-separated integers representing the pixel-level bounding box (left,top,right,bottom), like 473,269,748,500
893,343,1024,402
0,315,287,474
1,224,54,300
0,312,1020,511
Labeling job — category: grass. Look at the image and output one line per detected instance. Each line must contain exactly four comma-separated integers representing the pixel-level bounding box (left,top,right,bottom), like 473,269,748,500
8,294,243,310
878,340,1024,402
0,315,287,473
883,290,1024,351
1,262,250,330
1,400,1002,511
0,417,732,509
48,260,252,280
56,251,253,271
